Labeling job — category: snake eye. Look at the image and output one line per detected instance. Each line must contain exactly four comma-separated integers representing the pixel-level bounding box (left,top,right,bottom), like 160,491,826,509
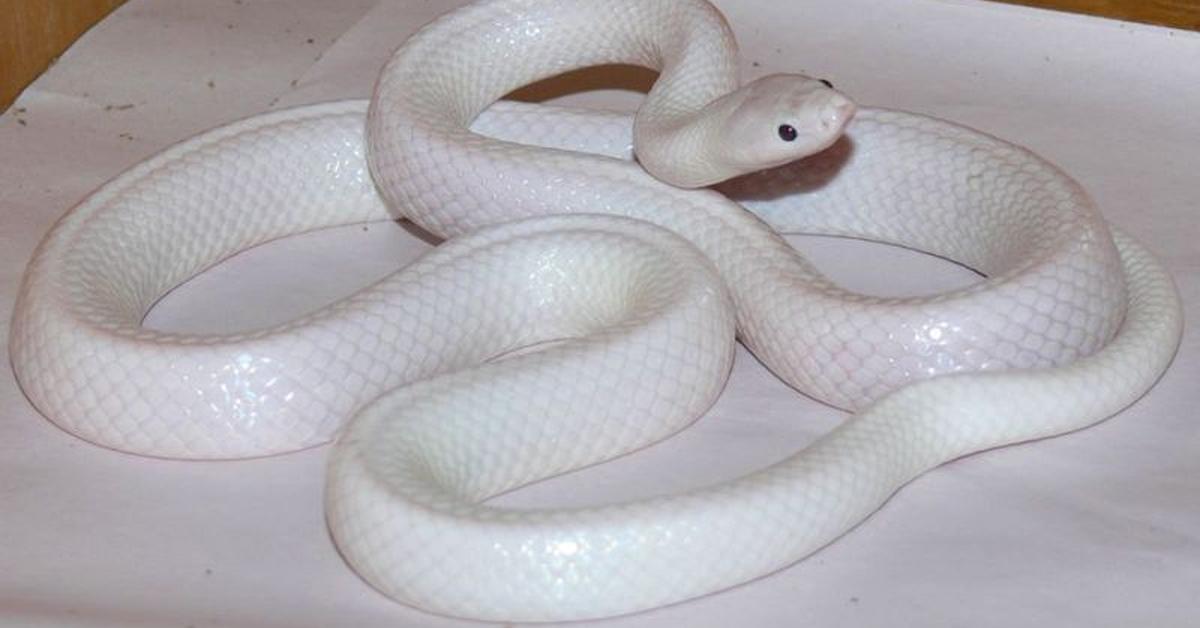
818,78,834,89
778,124,798,142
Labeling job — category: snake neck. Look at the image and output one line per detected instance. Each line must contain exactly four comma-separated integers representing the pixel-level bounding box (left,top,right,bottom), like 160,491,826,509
633,86,752,189
369,0,742,197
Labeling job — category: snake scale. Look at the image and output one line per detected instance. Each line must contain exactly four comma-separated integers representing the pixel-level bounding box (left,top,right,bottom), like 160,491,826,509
9,0,1181,621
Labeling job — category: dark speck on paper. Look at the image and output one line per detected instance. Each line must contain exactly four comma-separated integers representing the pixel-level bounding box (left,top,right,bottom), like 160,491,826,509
207,79,216,89
105,103,135,112
306,37,315,44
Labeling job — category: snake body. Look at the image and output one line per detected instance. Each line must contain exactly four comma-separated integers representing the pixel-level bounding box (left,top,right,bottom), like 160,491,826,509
8,0,1182,622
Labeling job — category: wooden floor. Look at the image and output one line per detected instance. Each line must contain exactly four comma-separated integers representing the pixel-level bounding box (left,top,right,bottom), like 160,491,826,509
0,0,126,112
1,0,1199,112
996,0,1200,29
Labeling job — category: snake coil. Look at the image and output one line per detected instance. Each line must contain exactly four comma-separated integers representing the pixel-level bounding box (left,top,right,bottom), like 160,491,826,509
9,0,1181,621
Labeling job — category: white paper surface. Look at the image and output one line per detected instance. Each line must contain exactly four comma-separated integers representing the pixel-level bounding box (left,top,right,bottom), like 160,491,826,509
1,1,1197,626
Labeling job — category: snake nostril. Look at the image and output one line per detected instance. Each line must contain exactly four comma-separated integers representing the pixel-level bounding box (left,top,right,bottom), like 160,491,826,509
818,78,834,89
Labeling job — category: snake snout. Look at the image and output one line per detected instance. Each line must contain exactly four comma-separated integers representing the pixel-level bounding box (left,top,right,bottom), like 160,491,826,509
820,94,857,132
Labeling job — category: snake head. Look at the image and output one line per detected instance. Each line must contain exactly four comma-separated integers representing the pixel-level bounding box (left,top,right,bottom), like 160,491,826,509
717,74,856,175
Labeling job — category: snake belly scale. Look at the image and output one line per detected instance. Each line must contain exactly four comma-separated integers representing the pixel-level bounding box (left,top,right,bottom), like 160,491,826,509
8,0,1181,622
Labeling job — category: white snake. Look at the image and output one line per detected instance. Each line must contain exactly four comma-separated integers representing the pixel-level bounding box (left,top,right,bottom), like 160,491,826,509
8,0,1182,622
